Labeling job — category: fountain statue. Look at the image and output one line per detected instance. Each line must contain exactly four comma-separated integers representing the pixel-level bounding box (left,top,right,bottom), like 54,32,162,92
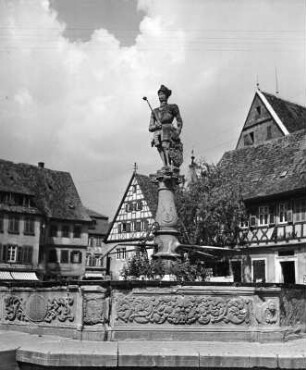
143,85,184,260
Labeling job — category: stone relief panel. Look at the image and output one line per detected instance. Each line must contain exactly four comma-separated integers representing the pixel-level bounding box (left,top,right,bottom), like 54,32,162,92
115,295,250,326
83,294,108,325
3,294,75,323
255,298,279,325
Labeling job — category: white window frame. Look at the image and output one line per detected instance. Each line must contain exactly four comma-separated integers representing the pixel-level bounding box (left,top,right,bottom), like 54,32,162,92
258,206,269,226
116,247,127,260
7,245,18,262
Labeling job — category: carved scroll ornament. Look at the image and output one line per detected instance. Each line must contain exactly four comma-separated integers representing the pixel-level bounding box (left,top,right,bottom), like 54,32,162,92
116,295,250,326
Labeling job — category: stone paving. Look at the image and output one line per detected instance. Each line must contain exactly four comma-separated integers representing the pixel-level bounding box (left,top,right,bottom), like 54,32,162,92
1,330,306,369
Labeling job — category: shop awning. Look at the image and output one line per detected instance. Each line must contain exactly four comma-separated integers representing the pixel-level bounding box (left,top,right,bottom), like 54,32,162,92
0,271,13,280
84,272,104,279
10,272,39,281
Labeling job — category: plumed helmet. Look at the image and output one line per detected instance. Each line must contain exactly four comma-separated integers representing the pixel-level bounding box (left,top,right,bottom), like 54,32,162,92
158,84,172,97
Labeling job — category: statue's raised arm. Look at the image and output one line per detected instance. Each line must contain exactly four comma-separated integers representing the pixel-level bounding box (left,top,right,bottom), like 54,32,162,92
146,85,183,172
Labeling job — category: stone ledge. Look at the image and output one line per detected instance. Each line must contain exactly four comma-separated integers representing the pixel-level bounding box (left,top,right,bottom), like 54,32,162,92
6,334,306,369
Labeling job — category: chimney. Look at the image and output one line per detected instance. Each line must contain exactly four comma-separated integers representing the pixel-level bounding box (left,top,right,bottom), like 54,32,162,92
38,162,45,168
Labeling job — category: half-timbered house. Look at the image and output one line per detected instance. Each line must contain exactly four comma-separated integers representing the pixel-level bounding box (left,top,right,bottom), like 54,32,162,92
220,89,306,284
105,170,158,279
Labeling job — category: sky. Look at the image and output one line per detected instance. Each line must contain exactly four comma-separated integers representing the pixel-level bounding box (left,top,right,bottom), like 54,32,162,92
0,0,306,220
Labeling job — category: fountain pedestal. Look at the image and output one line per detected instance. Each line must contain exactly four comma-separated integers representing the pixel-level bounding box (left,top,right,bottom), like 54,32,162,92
153,168,182,260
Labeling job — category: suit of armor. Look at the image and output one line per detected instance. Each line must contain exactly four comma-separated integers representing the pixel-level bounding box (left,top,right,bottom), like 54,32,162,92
149,87,183,171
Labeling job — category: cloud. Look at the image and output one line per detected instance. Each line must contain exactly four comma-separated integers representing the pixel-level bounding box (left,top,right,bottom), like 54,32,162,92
0,0,305,218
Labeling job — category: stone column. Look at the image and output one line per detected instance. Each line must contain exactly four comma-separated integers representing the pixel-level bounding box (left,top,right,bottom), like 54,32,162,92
153,169,181,259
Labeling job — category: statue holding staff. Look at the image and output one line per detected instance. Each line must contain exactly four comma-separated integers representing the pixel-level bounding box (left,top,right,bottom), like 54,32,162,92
143,85,183,172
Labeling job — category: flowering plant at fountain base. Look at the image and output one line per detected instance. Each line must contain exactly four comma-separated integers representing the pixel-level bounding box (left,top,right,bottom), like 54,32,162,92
120,253,210,282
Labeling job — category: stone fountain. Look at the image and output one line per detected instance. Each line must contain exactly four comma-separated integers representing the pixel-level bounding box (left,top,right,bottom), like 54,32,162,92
144,84,184,262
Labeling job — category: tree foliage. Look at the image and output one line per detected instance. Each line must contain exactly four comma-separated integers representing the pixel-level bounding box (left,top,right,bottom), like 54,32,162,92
177,159,247,247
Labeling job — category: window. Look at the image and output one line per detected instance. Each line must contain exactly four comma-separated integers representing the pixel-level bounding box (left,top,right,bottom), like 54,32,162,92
49,224,58,237
89,237,94,247
135,221,142,232
0,215,3,232
24,217,35,235
8,216,19,234
258,206,269,226
132,184,137,193
136,200,143,211
243,132,254,146
231,260,242,283
295,199,306,222
253,259,266,283
7,245,18,262
266,125,272,140
48,249,58,263
71,250,82,263
240,220,249,229
121,222,131,233
279,203,288,224
256,106,261,115
62,225,70,238
116,247,126,260
61,250,69,263
73,225,81,238
142,219,149,231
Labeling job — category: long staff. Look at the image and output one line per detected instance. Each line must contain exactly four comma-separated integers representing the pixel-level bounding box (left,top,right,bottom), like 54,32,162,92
142,96,162,127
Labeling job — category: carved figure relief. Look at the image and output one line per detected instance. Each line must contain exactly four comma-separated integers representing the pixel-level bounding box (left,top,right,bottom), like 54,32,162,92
115,295,250,326
255,299,279,325
45,297,74,323
4,295,74,323
4,296,27,322
83,295,107,325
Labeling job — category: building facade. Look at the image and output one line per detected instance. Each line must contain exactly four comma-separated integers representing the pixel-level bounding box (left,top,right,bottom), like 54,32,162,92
0,159,91,281
85,208,109,279
105,171,158,279
220,89,306,284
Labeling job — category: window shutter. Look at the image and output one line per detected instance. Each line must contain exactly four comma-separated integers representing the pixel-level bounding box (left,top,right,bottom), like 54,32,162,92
17,246,23,263
118,223,122,233
250,215,257,227
2,245,8,262
27,247,33,264
0,244,2,262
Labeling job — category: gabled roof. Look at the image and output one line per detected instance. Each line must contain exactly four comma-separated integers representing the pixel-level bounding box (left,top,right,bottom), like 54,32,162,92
0,159,91,222
261,91,306,134
219,129,306,200
86,208,109,220
86,207,109,236
105,171,158,241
